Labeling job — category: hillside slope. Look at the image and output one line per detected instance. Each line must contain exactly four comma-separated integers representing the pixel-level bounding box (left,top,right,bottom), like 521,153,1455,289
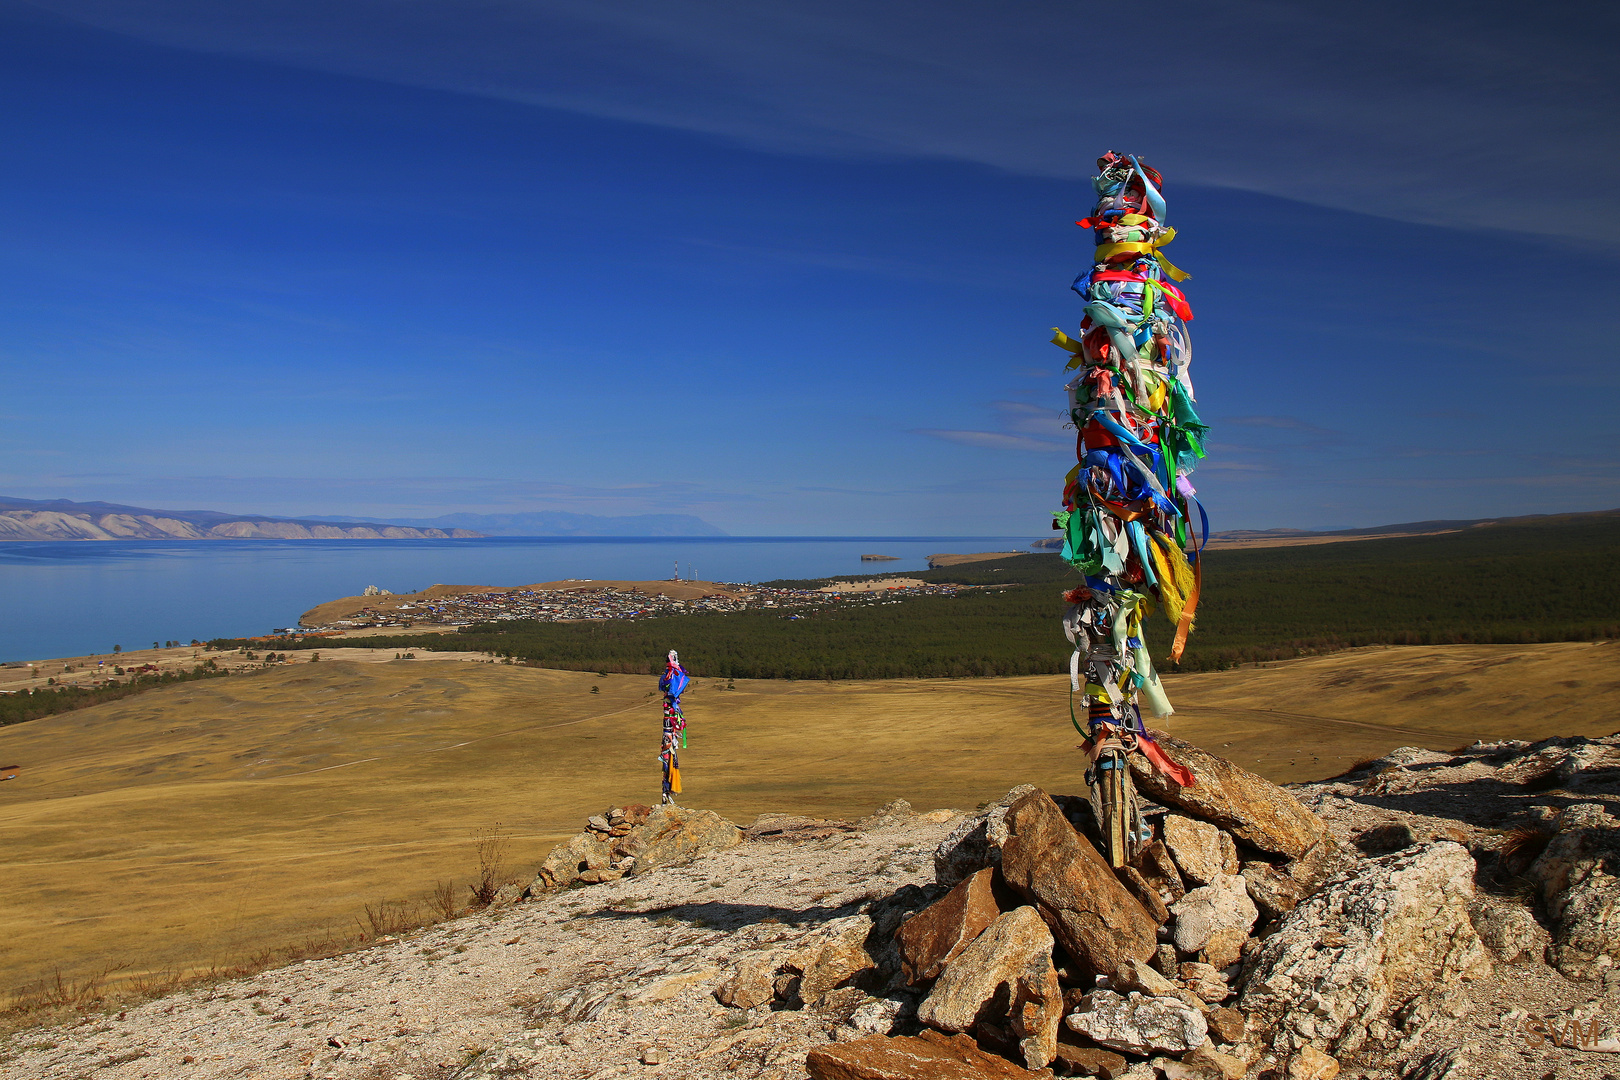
7,730,1620,1080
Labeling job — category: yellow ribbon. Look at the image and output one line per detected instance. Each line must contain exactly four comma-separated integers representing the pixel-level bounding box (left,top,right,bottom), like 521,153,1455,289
1094,226,1191,282
1052,328,1086,370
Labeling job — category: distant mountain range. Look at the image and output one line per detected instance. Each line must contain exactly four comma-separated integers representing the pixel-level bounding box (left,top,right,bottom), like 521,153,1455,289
0,497,727,540
302,510,728,537
0,497,482,541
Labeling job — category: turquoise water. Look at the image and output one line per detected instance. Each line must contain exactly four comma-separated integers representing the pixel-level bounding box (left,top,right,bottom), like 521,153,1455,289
0,536,1036,662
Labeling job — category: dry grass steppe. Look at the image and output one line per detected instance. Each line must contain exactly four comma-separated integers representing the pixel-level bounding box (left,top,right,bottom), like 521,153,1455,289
1,641,1616,1010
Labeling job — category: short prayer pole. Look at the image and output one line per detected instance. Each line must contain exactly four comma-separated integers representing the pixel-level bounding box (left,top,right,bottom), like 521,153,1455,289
658,650,689,805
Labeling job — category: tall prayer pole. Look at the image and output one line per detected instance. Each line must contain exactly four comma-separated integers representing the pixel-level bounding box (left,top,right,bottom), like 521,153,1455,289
658,650,689,805
1053,151,1206,867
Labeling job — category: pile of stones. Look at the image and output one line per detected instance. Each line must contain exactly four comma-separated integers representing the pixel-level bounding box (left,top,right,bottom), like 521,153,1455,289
527,802,742,889
798,735,1494,1080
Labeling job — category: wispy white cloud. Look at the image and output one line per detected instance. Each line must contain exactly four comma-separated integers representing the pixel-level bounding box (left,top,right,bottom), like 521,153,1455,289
991,400,1068,438
27,0,1618,246
911,429,1063,453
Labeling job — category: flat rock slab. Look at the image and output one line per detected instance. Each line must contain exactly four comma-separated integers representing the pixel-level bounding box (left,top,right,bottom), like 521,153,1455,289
806,1029,1056,1079
999,790,1157,979
917,905,1063,1070
896,867,1001,983
1162,815,1226,886
1064,988,1207,1056
1130,733,1326,858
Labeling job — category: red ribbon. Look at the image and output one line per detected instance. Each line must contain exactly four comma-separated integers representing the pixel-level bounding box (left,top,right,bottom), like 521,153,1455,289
1138,734,1196,787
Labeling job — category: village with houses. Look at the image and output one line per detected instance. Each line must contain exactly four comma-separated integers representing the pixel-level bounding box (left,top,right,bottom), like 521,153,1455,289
287,576,971,634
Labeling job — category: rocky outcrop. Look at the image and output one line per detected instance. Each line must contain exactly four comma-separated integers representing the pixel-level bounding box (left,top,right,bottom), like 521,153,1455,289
1468,897,1549,964
1239,841,1491,1059
917,906,1063,1070
533,832,613,888
623,806,743,877
998,790,1158,979
895,868,1001,983
1527,801,1620,979
1130,733,1325,858
529,803,739,890
1063,989,1207,1056
805,1029,1055,1079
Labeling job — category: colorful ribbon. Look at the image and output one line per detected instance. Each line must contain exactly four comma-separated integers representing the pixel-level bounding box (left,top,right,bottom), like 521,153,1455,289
1053,150,1212,785
657,650,688,803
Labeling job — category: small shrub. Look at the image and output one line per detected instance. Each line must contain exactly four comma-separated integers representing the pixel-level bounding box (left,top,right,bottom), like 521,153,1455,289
469,825,511,906
430,879,459,921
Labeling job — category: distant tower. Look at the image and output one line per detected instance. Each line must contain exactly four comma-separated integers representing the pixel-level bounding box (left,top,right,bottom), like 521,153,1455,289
672,561,679,581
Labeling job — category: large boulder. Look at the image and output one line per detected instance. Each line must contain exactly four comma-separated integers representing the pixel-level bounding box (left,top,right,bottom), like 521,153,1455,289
1168,873,1258,955
805,1029,1055,1079
896,868,1001,984
998,790,1158,979
1064,989,1207,1056
715,953,779,1009
917,906,1064,1071
1527,802,1620,979
1129,734,1326,858
1239,841,1491,1059
622,805,742,877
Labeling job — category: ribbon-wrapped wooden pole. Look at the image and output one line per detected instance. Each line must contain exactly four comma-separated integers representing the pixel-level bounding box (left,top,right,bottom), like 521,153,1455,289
1052,151,1208,863
657,650,688,805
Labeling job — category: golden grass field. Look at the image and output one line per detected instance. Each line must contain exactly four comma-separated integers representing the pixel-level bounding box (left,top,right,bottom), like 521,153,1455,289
1,641,1616,1004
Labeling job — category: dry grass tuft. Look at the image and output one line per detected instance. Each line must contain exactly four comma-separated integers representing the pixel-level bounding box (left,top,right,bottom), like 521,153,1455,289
431,879,461,921
1500,824,1556,873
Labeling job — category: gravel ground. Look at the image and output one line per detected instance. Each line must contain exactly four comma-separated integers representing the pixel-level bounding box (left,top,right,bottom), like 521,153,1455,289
0,809,961,1080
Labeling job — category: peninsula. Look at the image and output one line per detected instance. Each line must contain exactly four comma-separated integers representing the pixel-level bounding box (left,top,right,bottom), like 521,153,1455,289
0,497,482,541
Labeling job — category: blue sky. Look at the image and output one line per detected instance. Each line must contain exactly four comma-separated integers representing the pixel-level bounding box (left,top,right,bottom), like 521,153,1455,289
1,0,1615,534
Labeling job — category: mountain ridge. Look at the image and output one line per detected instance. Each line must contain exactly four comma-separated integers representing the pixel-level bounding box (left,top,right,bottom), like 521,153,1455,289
0,496,482,541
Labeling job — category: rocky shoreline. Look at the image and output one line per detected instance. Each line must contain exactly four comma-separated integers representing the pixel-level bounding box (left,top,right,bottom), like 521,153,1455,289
7,733,1620,1080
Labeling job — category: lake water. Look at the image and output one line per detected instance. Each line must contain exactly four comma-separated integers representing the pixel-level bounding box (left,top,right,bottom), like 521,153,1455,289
0,536,1037,662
